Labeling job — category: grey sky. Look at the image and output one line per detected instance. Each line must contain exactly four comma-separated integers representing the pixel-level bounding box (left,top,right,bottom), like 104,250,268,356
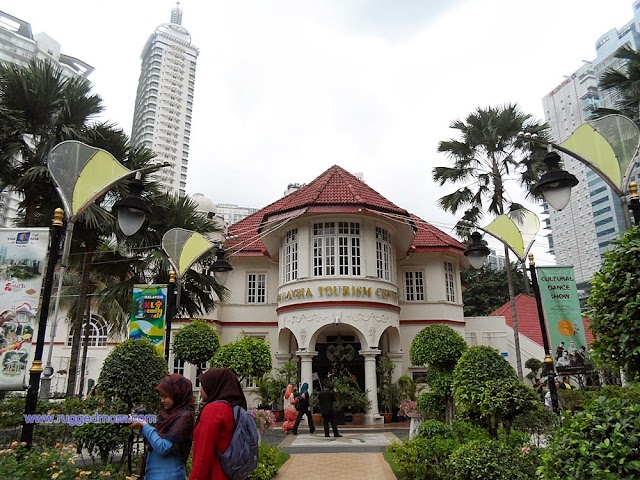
6,1,635,263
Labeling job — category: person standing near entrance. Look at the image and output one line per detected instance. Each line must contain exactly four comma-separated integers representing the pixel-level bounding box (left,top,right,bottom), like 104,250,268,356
292,382,315,435
318,382,342,438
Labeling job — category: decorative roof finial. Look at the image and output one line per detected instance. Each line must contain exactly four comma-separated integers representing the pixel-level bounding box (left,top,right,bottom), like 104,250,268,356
170,1,183,25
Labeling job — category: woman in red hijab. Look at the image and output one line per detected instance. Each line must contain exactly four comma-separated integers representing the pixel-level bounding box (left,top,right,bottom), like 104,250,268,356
189,368,247,480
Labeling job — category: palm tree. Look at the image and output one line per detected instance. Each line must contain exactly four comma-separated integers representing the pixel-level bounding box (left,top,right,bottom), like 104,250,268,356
432,103,548,379
598,45,640,122
0,59,103,226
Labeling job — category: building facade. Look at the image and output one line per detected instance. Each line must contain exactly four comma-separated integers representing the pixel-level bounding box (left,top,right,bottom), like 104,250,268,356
131,5,198,197
542,0,640,286
39,166,544,422
0,10,93,228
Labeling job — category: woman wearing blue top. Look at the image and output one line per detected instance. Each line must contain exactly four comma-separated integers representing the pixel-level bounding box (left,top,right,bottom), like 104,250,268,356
130,374,195,480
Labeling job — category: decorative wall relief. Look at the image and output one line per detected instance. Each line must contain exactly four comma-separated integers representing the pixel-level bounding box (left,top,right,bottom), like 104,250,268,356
300,328,307,348
369,326,378,346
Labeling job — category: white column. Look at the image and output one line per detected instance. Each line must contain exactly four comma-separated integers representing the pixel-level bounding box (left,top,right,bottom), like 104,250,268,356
274,353,291,371
360,348,384,425
386,351,404,382
296,350,318,392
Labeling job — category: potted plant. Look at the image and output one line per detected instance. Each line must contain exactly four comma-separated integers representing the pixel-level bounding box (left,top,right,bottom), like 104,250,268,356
256,375,274,410
378,357,399,423
310,391,323,426
350,389,372,425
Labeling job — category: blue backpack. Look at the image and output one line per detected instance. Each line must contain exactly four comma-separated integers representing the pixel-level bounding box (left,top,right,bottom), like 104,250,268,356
215,401,260,480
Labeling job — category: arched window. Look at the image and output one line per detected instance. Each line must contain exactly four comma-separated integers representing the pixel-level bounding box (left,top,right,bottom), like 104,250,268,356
67,314,108,347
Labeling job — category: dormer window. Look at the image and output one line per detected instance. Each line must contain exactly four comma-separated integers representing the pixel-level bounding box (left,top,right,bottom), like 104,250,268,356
312,222,361,277
376,227,393,281
282,229,298,283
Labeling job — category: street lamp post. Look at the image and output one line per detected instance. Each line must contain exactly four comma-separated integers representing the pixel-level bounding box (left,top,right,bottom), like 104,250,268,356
22,141,165,447
528,253,559,412
464,232,559,412
20,209,65,445
161,230,233,363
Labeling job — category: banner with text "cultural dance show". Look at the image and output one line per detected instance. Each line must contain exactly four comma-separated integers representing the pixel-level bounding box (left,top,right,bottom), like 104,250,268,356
537,266,592,374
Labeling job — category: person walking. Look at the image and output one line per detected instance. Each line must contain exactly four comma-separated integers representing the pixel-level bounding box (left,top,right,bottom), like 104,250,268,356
129,373,195,480
189,368,248,480
282,384,297,433
292,382,315,435
317,382,342,438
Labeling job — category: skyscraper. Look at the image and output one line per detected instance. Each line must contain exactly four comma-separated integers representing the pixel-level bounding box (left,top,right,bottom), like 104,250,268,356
131,4,198,196
542,0,640,287
0,10,93,227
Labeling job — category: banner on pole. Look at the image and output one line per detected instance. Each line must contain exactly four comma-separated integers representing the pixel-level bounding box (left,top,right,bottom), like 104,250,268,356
129,284,167,353
0,228,50,391
537,266,592,374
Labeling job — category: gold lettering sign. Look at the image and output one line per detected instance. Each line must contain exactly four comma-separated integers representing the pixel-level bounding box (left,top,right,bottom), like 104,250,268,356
276,285,398,303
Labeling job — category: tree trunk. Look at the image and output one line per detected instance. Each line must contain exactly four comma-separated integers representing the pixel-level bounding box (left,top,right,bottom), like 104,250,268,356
504,246,524,379
66,249,93,397
78,295,92,398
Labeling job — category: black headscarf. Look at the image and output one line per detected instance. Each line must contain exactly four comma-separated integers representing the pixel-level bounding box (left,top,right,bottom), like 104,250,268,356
197,368,247,423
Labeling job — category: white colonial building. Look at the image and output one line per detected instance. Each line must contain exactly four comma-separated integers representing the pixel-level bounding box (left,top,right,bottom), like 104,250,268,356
40,166,543,422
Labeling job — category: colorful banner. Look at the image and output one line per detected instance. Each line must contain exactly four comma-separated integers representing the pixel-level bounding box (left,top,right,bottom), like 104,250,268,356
0,228,50,391
537,266,592,374
129,285,167,353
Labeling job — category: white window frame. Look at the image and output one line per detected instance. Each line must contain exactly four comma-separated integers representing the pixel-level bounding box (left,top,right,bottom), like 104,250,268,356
194,362,208,388
67,314,108,347
312,222,361,277
282,229,298,283
404,270,425,301
247,272,267,304
444,260,457,303
376,227,393,281
173,357,185,375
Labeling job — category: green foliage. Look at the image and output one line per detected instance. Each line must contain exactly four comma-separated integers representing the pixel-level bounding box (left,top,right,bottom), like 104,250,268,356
452,346,518,424
588,227,640,379
511,409,559,446
461,265,530,316
416,392,446,420
447,439,538,480
248,441,288,480
524,357,543,377
478,378,542,440
449,420,490,444
410,324,467,370
211,336,272,381
98,338,168,408
540,396,640,479
417,419,452,439
71,399,130,463
172,320,220,365
377,357,399,413
388,436,460,480
0,443,80,480
397,374,420,402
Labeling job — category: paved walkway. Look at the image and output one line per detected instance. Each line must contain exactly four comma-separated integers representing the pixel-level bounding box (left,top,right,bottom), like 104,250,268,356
270,425,405,480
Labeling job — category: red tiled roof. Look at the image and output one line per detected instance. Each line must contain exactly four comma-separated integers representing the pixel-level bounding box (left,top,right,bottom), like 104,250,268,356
489,294,593,347
226,166,465,256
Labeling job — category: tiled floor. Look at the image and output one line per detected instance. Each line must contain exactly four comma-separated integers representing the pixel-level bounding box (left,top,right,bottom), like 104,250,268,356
272,427,403,480
275,452,397,480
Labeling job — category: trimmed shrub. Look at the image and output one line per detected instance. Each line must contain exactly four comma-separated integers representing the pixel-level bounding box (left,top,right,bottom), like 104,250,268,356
172,320,220,365
417,419,452,439
212,336,272,381
98,338,168,408
539,396,640,479
447,439,538,480
388,436,459,480
249,441,288,480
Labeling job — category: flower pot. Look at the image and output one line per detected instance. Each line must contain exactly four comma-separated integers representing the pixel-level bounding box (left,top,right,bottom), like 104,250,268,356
312,413,323,426
382,412,393,424
272,409,284,422
351,413,365,425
